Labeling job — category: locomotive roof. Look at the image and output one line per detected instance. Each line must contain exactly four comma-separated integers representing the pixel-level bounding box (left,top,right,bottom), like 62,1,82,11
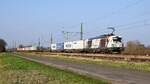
88,33,114,40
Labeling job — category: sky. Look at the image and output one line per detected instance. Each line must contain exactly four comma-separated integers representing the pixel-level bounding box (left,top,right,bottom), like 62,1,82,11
0,0,149,48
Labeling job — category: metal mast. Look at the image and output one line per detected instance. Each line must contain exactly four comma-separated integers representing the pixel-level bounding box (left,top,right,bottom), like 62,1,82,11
80,23,83,40
50,33,53,44
62,23,84,41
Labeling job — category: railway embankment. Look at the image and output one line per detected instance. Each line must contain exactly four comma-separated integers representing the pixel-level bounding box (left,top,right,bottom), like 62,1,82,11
18,52,150,72
15,52,150,84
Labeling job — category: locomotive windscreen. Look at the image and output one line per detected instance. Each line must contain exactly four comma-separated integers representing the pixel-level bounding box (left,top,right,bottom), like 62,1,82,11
113,37,122,42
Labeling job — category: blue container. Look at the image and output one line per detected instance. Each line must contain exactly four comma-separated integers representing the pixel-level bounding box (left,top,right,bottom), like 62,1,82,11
56,43,64,50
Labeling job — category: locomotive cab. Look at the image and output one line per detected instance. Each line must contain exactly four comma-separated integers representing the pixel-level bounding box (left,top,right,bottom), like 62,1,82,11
107,35,124,52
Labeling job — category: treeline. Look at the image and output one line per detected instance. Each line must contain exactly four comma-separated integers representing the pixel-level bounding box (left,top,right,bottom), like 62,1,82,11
122,40,150,56
0,39,7,52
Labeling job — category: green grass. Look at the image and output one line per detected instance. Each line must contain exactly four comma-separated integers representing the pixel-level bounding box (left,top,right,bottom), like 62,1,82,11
0,53,109,84
37,54,150,72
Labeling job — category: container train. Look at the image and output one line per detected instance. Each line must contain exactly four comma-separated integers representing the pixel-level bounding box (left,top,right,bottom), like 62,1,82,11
16,29,124,53
17,45,38,51
51,33,124,53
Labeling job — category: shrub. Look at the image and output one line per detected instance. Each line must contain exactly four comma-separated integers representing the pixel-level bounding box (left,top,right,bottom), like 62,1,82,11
122,40,148,55
0,39,7,52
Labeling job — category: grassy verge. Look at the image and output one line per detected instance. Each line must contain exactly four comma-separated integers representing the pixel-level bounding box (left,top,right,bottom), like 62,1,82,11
0,53,109,84
25,52,150,72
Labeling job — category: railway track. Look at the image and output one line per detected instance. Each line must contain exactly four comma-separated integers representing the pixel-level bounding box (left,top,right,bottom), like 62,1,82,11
22,52,150,62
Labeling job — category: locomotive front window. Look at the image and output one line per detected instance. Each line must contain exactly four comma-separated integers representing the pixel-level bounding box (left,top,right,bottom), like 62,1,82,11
113,37,122,42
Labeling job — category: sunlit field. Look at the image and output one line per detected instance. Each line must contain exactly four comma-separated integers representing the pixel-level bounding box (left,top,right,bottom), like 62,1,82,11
0,53,109,84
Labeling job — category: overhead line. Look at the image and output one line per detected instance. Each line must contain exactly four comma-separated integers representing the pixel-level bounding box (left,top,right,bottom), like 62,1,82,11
83,18,150,36
117,23,150,31
115,18,150,28
84,0,145,27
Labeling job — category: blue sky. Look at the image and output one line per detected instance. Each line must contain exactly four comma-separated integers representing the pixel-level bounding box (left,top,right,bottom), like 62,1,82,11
0,0,149,47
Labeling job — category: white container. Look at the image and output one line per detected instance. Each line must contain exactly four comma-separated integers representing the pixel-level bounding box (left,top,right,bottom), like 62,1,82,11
29,46,38,50
72,40,88,49
64,40,89,50
51,44,57,50
64,42,73,50
72,40,83,49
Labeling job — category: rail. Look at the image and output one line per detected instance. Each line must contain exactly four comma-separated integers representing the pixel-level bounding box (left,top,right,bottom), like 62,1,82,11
19,52,150,62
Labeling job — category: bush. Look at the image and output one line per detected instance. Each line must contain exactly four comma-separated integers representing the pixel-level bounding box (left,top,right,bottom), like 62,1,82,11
122,40,149,55
0,39,7,52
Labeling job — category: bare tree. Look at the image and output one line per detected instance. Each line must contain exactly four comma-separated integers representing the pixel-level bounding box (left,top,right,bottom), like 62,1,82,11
0,39,7,52
123,40,145,55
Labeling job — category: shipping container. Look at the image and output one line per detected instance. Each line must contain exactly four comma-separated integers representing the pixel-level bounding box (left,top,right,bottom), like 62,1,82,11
64,42,73,50
51,44,57,50
29,45,38,50
51,43,64,51
72,40,89,49
72,40,84,49
64,40,88,50
56,43,64,50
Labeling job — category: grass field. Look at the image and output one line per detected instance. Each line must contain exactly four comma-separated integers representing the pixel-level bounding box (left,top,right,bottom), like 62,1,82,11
0,53,109,84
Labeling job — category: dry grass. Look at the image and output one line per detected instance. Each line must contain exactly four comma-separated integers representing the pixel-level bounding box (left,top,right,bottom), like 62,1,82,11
0,70,49,84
